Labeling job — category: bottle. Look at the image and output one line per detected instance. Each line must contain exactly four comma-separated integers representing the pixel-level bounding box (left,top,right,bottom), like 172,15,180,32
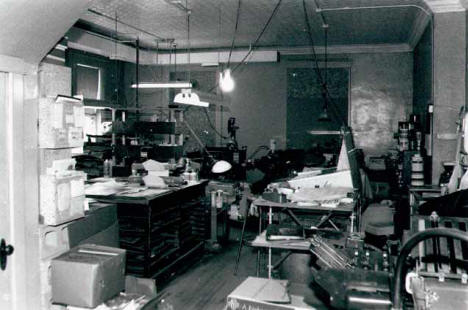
103,159,110,177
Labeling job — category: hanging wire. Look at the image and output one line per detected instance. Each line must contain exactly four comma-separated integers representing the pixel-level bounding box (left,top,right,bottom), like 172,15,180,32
217,2,222,65
173,42,177,78
301,0,325,89
203,108,229,139
227,0,242,68
302,0,346,126
231,0,282,74
208,0,283,92
203,0,283,139
186,0,191,82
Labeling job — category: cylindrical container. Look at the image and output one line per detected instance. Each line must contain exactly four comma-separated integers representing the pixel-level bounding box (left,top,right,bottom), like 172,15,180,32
103,159,110,177
399,136,409,151
411,154,424,186
211,191,217,208
398,122,410,151
190,171,198,182
216,190,224,209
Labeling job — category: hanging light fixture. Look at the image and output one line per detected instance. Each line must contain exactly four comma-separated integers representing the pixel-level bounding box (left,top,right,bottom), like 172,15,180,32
131,40,193,89
174,89,209,107
219,0,241,93
173,4,209,107
219,68,235,92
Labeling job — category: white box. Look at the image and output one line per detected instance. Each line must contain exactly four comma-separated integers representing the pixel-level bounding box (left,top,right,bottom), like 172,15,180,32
39,224,70,260
40,172,86,226
40,258,67,310
39,97,85,149
39,149,73,175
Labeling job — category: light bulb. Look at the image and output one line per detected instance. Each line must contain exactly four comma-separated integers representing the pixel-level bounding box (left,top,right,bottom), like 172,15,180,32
219,69,235,92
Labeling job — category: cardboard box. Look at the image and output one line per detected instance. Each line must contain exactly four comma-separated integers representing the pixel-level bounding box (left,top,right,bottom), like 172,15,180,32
39,97,84,149
51,244,126,308
40,257,68,310
67,203,117,248
40,171,86,225
39,224,70,260
77,221,119,248
39,149,73,175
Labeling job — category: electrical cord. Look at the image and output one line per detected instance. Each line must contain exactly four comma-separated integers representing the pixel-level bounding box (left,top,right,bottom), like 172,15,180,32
208,0,283,92
231,0,283,74
248,145,270,159
302,0,347,126
227,0,242,68
202,108,229,139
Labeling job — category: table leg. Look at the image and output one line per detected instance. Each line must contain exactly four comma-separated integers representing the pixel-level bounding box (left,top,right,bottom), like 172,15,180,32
234,206,249,275
268,206,272,279
317,213,332,228
285,209,302,226
256,206,262,277
272,251,293,270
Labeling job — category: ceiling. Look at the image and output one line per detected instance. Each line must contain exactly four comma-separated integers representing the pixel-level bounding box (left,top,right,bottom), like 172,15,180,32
76,0,434,52
0,0,91,64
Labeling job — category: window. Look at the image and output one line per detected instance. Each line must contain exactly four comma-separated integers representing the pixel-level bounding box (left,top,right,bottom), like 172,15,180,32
67,49,118,105
287,67,349,156
75,64,103,100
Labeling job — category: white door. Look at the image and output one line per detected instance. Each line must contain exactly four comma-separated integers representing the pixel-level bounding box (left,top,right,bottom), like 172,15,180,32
0,68,40,310
0,71,15,309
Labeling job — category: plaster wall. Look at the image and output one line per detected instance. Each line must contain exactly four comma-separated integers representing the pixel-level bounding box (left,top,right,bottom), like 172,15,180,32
124,52,413,157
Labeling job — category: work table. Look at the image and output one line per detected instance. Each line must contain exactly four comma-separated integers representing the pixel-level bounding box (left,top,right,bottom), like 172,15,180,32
85,178,209,280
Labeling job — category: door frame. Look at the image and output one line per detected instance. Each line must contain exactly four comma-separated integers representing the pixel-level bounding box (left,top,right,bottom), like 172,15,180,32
0,55,40,310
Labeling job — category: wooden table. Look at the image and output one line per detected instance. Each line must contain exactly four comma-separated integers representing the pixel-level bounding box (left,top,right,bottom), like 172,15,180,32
86,180,209,279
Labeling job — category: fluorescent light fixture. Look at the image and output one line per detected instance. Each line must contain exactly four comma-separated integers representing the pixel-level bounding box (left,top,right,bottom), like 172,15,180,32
131,82,192,89
174,89,209,107
201,62,219,67
132,82,192,89
55,95,82,103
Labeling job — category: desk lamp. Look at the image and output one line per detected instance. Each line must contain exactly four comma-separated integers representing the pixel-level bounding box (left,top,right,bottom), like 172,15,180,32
211,160,232,174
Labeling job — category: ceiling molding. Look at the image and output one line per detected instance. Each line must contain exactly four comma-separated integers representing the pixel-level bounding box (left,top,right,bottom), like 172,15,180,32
0,54,37,75
154,50,278,65
407,11,432,49
66,27,413,66
279,44,413,55
424,0,465,12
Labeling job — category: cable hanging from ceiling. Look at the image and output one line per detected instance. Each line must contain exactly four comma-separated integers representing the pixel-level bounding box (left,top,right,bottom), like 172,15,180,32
208,0,283,93
219,0,242,92
173,0,209,107
302,0,346,126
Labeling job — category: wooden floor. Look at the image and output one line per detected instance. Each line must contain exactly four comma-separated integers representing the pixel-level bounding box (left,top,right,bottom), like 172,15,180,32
159,240,259,310
158,223,329,310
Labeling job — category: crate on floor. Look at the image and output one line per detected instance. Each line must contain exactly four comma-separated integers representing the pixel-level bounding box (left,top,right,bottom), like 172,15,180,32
51,244,126,308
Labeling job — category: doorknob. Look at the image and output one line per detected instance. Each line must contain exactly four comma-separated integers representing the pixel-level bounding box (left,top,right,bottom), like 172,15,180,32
0,238,14,271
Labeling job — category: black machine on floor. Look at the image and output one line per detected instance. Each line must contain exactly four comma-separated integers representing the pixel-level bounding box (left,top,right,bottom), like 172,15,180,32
309,228,468,310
